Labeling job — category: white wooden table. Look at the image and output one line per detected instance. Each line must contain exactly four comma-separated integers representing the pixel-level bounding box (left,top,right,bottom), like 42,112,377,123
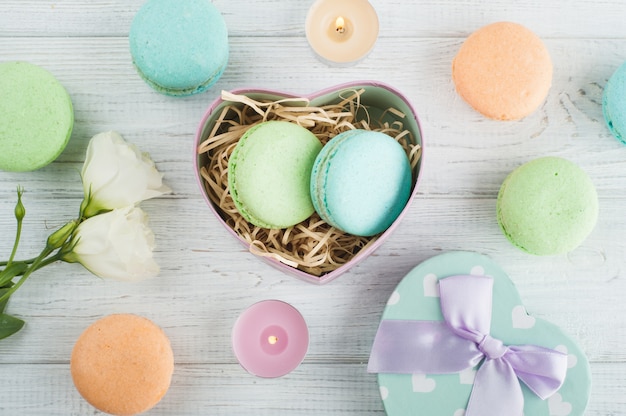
0,1,625,414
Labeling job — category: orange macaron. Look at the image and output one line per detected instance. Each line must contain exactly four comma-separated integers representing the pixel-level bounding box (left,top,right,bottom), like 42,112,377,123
452,21,553,121
71,314,174,416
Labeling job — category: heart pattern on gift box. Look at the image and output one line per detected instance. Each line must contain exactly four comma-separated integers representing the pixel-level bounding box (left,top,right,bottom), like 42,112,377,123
380,386,389,400
555,345,579,369
375,251,591,416
549,393,573,416
387,291,401,306
469,265,485,276
423,273,440,297
458,367,476,385
512,304,537,329
412,374,437,393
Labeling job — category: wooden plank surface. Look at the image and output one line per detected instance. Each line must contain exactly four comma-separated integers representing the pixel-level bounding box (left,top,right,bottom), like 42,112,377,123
0,0,625,414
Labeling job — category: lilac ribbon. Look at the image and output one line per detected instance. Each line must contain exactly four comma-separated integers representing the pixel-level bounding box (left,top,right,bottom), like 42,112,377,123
368,275,568,416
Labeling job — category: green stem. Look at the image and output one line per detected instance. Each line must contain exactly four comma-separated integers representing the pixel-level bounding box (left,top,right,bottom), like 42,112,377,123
0,247,59,306
0,257,38,267
8,219,22,266
32,253,64,271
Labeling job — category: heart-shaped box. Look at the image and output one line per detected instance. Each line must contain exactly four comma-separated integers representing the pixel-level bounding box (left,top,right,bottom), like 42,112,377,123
194,81,424,284
369,251,591,416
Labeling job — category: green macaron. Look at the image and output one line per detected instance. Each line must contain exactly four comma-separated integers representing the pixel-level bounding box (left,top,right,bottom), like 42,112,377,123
228,121,323,229
496,157,598,255
0,61,74,172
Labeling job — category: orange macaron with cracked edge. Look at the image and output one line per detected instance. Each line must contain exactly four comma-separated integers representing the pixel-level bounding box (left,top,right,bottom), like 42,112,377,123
70,314,174,416
452,21,553,120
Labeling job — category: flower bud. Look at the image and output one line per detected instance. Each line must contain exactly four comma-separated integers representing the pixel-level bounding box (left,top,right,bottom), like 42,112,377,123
47,220,78,250
14,187,25,222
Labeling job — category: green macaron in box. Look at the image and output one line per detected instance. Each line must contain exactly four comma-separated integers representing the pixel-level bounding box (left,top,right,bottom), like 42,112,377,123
368,251,591,416
194,82,424,284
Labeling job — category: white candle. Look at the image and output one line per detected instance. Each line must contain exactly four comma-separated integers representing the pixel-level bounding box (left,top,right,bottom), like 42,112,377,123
305,0,379,65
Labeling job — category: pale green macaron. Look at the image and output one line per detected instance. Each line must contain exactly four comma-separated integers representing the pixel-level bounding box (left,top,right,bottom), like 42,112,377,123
0,61,74,171
228,121,323,229
496,157,598,255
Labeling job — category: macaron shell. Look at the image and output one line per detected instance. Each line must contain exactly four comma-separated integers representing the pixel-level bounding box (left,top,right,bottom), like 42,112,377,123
602,61,626,144
311,130,412,236
0,61,73,172
70,314,174,416
309,129,359,228
129,0,229,96
452,21,552,120
228,121,323,229
497,157,598,255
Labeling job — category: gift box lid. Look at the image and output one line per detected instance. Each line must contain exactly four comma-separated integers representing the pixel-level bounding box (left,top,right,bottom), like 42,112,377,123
368,251,591,416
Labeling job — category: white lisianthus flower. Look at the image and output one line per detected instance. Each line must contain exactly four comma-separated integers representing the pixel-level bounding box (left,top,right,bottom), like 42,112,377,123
0,131,170,341
63,206,160,281
80,131,171,218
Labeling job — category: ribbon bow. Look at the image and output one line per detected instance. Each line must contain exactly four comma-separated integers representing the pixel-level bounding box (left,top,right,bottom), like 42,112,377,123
368,275,568,416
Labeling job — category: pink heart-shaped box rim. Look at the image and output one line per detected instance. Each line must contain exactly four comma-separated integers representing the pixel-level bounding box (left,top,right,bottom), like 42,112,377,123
193,80,425,284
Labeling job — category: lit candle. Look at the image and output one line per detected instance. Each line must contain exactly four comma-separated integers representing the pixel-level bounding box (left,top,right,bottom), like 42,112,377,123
232,300,309,378
305,0,379,65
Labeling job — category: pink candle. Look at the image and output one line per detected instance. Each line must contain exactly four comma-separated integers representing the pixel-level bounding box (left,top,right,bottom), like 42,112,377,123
232,300,309,378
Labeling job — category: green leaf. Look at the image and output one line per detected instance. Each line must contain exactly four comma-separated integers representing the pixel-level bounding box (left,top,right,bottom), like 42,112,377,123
0,262,28,287
0,288,10,313
0,313,25,340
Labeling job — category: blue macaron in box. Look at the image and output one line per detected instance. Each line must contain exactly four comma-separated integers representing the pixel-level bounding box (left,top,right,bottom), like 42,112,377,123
368,251,591,416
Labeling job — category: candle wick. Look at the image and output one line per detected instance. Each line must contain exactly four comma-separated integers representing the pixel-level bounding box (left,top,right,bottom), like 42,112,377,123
268,335,279,345
335,16,346,34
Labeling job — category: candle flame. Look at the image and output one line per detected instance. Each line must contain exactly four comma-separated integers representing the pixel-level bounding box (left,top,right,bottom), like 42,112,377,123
268,335,279,345
335,16,346,34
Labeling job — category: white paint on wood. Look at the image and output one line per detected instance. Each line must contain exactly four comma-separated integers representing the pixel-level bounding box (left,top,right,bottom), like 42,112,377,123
0,0,625,414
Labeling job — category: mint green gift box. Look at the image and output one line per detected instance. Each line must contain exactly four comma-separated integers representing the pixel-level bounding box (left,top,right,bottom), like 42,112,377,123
369,252,591,416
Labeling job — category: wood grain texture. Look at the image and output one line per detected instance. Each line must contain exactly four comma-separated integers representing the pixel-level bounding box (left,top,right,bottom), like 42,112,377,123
2,0,626,38
0,0,625,414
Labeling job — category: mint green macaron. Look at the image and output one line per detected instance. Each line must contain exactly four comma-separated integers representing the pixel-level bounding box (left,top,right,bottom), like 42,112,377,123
0,61,74,172
496,157,598,255
228,121,323,229
129,0,229,96
602,61,626,144
310,130,413,237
